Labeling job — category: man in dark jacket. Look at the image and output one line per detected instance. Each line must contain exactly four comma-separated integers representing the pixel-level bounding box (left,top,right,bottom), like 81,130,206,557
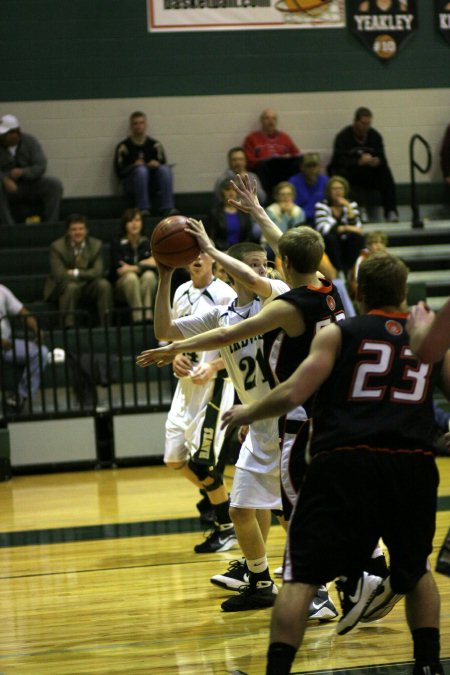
44,214,113,327
328,107,398,223
114,111,178,217
0,114,63,226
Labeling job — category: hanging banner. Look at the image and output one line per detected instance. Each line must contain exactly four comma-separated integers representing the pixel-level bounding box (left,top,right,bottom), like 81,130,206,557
436,0,450,45
347,0,417,60
148,0,345,32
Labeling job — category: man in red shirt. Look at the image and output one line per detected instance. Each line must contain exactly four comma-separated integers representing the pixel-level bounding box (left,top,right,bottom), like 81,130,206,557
243,109,301,199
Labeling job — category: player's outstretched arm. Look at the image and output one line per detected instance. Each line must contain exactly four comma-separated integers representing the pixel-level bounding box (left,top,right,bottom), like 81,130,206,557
221,324,341,429
185,218,274,299
407,299,450,364
138,300,294,368
229,174,283,255
153,262,184,341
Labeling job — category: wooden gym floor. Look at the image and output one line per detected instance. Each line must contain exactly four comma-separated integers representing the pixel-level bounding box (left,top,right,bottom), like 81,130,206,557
0,459,449,675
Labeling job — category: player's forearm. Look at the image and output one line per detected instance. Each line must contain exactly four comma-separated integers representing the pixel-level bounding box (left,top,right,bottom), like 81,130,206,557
245,377,301,423
205,245,270,297
153,273,179,341
253,206,283,253
171,327,231,354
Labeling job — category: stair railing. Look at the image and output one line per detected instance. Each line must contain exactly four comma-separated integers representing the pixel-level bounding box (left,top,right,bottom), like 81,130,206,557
409,134,432,229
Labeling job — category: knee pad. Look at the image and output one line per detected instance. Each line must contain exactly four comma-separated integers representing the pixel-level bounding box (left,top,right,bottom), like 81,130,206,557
187,459,223,491
203,467,223,493
187,458,210,482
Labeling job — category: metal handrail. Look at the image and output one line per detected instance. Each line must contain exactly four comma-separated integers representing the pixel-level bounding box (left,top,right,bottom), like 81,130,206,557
409,134,432,229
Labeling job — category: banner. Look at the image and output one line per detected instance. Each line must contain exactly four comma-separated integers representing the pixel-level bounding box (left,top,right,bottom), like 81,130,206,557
436,0,450,45
148,0,345,32
347,0,417,61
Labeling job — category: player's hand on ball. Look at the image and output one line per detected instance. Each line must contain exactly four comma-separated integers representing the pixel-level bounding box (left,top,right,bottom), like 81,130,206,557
221,404,253,430
185,219,212,253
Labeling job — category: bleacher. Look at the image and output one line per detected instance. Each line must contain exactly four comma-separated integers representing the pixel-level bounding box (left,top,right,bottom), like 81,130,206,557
0,192,449,476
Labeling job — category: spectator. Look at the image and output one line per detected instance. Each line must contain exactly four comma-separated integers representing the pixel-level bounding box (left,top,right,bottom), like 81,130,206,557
288,152,328,224
315,175,365,275
328,107,398,223
213,146,266,206
114,111,178,217
243,108,301,198
0,114,63,226
0,284,48,412
266,182,305,233
207,179,258,251
44,214,113,327
347,230,388,299
110,208,157,322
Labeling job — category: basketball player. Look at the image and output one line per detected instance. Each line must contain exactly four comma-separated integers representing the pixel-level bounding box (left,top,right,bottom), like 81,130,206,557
163,250,237,554
139,241,290,611
221,254,449,675
138,217,341,618
217,174,388,583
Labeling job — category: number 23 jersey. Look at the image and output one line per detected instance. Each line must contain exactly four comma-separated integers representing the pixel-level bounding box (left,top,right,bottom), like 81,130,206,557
310,310,443,457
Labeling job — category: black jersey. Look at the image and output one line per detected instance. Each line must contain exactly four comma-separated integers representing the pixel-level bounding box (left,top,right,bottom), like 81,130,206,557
310,310,442,457
264,278,345,412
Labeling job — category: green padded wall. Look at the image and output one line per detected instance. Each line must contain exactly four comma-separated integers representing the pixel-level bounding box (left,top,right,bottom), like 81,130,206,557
1,1,448,102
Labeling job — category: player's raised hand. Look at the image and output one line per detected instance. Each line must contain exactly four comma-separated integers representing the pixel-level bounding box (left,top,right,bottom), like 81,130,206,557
185,218,212,253
221,404,253,430
136,344,175,368
229,173,260,213
406,301,435,341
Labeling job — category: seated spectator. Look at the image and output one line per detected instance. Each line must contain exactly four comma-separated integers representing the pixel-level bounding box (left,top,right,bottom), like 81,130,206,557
114,111,178,217
315,175,365,275
0,114,63,226
207,179,258,251
328,107,398,222
0,283,48,412
347,229,388,299
213,146,266,206
110,208,157,322
243,108,301,198
440,122,450,199
44,214,113,327
266,182,305,233
288,152,328,224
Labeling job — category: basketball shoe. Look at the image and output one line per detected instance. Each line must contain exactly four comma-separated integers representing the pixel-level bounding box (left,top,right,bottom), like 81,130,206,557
413,664,444,675
210,558,250,591
335,572,382,635
360,575,403,622
221,580,278,612
308,586,339,621
194,524,237,553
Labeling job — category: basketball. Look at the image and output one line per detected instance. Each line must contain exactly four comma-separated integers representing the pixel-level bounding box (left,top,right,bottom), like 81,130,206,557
151,215,201,268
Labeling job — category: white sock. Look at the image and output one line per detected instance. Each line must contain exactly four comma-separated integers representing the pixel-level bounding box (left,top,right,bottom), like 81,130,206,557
247,555,268,574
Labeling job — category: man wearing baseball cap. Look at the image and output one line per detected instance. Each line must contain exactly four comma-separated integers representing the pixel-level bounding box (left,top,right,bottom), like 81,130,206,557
0,114,63,225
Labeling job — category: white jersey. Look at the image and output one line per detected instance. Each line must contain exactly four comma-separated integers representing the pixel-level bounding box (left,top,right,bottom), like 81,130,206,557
165,277,236,463
175,278,289,476
172,277,236,371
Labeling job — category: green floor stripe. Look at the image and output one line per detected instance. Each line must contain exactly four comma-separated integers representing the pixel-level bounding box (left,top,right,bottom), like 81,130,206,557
0,496,448,549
